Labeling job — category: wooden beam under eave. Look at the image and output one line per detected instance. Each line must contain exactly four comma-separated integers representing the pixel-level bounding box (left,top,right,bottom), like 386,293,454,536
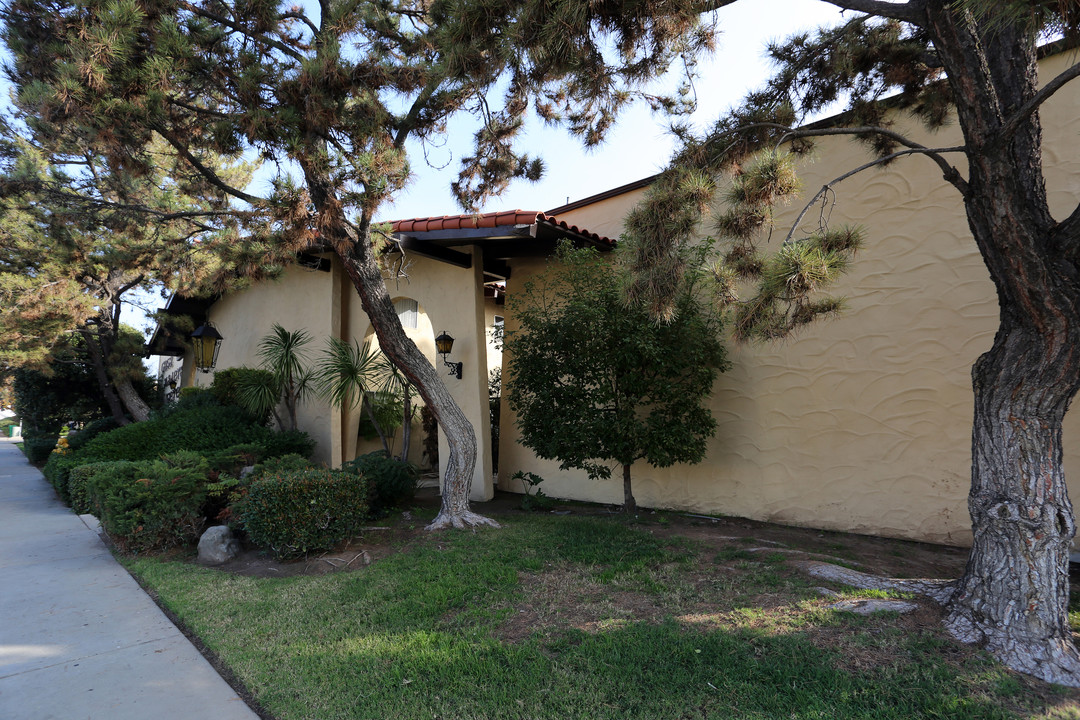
395,236,473,268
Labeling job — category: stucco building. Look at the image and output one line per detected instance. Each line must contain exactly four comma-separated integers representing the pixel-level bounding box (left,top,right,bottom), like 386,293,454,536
153,50,1080,549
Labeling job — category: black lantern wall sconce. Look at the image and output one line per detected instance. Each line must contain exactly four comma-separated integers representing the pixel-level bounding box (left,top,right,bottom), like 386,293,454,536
190,321,224,373
434,331,463,380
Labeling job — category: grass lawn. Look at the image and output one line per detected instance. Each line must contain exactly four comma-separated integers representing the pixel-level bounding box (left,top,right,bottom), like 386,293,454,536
125,511,1080,720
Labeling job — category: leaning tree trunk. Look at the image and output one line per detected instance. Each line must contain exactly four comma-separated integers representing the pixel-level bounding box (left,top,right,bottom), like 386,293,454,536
301,166,497,529
114,376,151,423
926,4,1080,685
80,329,129,425
339,242,497,528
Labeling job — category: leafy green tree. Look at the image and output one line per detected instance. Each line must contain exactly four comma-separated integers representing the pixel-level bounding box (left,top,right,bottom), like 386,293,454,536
0,0,710,529
504,245,729,513
614,0,1080,684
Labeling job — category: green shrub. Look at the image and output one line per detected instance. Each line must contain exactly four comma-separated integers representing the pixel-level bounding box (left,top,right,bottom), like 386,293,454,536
23,434,58,464
237,468,372,559
0,417,19,431
78,404,315,463
340,451,418,512
250,453,314,479
66,417,122,451
68,461,140,514
43,453,80,503
257,429,316,459
86,452,211,553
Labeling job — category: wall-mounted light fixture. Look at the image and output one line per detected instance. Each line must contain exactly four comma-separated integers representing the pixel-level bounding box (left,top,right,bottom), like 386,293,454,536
434,330,463,380
190,321,223,373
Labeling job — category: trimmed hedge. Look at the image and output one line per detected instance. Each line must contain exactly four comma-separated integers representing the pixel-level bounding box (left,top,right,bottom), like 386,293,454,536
43,452,80,502
23,434,58,464
68,461,140,514
66,417,122,452
78,404,315,463
86,452,210,553
237,468,372,560
340,451,418,512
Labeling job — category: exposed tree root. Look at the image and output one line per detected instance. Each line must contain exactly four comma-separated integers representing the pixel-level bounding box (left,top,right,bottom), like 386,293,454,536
945,606,1080,688
793,560,957,604
793,560,1080,687
424,510,501,531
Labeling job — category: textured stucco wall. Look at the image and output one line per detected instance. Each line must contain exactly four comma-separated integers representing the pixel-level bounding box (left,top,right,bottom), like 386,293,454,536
191,261,339,466
499,51,1080,547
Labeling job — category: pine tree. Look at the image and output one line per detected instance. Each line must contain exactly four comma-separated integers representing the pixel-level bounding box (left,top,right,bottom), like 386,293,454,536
0,125,258,424
619,0,1080,686
0,0,710,528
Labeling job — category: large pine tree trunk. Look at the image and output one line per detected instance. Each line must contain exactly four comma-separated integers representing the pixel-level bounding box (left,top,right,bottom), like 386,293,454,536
925,4,1080,685
301,164,496,530
945,322,1080,683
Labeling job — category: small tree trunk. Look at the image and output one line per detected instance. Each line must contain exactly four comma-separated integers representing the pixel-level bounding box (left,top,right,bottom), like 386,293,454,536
114,376,151,423
622,463,636,514
399,386,412,463
364,395,390,454
944,324,1080,685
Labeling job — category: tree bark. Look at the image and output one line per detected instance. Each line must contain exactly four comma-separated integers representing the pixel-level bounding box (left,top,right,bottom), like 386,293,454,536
924,3,1080,685
946,324,1080,683
299,162,497,530
114,376,151,423
80,329,129,426
623,463,636,513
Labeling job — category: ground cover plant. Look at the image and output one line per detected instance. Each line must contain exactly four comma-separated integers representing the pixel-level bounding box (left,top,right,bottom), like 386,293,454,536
125,510,1080,720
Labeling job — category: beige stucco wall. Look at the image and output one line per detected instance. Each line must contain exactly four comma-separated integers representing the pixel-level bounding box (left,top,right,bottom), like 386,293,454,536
498,51,1080,547
185,261,341,466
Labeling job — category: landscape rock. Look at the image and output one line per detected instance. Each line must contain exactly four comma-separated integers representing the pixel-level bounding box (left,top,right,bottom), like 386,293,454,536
198,525,240,565
239,465,256,479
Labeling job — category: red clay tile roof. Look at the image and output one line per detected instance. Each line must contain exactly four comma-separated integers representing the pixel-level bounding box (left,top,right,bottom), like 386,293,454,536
391,210,615,247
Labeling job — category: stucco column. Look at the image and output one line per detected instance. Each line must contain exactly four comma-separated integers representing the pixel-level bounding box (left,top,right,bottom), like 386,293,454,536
436,245,493,501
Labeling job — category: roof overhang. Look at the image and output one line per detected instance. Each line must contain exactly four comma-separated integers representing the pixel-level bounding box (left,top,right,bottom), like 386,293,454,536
389,211,616,282
147,293,216,357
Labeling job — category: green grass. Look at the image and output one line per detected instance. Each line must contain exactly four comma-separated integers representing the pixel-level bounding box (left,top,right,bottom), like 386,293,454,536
125,515,1077,720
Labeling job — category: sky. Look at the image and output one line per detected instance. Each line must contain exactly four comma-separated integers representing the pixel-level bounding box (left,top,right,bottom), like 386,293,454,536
376,0,848,222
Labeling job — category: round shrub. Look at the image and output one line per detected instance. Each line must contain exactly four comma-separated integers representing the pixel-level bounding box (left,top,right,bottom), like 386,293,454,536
340,451,418,512
237,468,372,560
86,453,211,553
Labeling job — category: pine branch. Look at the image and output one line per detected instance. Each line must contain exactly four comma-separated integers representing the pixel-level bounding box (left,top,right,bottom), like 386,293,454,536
778,125,967,192
784,144,967,245
1000,59,1080,141
819,0,924,23
154,127,266,206
179,1,307,62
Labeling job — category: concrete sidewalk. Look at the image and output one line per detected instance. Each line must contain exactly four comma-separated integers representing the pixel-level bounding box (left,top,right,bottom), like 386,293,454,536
0,437,259,720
